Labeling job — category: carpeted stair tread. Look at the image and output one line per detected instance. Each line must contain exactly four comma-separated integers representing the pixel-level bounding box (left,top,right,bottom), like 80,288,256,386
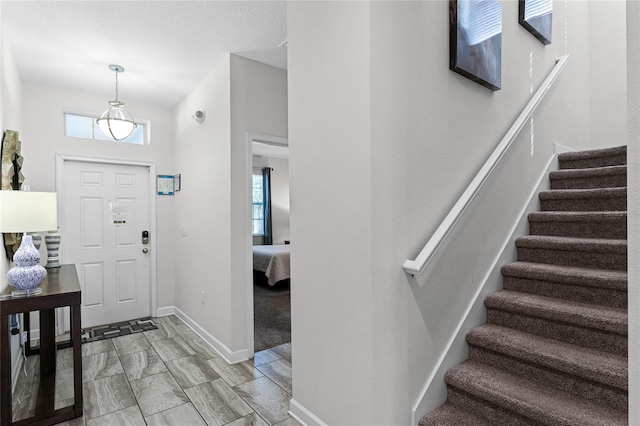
528,211,626,222
516,235,627,270
549,165,627,180
549,165,627,189
539,187,627,211
516,235,627,250
501,261,627,291
445,361,627,426
558,146,627,169
485,290,627,335
419,403,492,426
466,324,627,389
528,211,626,239
539,187,627,201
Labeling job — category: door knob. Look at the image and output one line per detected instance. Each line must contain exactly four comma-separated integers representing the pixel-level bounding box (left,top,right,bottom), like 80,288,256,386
142,248,149,254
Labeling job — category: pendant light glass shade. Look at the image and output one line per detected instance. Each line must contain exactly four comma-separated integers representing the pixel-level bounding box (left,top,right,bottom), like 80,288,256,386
97,101,137,141
96,64,137,141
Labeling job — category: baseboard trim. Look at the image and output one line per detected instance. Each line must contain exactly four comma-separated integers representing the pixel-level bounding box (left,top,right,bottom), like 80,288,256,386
289,398,327,426
155,306,175,318
166,306,250,364
411,150,562,424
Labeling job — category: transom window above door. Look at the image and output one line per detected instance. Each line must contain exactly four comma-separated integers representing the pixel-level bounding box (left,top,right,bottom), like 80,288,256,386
64,112,146,145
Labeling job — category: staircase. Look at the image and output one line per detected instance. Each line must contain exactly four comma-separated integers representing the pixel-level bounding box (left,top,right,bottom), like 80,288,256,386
421,146,628,425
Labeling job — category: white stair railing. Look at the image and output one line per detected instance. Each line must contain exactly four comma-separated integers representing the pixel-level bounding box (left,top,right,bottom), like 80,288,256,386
403,55,569,276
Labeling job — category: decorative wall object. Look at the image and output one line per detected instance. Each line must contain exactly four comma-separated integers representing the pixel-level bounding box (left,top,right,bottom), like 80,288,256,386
519,0,553,45
157,175,174,195
450,0,502,91
1,130,24,191
1,130,25,259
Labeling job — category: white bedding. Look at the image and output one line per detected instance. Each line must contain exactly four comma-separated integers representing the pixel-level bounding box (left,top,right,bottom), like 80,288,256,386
252,244,291,285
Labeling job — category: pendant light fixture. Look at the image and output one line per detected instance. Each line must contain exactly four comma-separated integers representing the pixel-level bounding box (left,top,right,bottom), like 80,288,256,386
96,64,137,141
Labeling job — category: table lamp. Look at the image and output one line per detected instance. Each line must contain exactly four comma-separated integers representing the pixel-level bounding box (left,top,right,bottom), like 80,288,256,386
0,191,58,296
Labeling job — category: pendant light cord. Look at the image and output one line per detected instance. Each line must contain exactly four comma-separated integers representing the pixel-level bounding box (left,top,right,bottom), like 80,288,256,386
114,68,119,103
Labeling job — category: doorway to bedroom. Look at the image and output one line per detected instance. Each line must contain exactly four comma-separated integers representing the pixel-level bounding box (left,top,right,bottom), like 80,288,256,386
248,133,291,353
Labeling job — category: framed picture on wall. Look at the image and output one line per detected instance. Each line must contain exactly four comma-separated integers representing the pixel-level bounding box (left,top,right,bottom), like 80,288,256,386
174,174,181,192
519,0,553,45
157,175,174,195
450,0,502,91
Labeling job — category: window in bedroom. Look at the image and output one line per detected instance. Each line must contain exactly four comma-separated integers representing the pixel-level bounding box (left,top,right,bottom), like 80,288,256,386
252,172,265,236
64,112,146,145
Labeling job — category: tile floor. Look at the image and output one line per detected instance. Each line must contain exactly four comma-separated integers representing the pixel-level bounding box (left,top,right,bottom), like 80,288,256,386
11,315,298,426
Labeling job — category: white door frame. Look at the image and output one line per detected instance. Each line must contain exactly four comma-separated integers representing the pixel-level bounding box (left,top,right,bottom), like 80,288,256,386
245,132,288,356
55,154,158,331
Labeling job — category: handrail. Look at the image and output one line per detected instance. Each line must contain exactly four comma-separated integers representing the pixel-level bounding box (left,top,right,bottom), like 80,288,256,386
403,55,569,276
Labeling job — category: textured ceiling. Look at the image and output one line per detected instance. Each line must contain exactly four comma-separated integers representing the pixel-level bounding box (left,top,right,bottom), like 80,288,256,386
1,1,287,108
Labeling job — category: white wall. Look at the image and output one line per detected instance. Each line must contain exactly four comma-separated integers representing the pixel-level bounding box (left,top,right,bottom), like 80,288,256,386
589,0,628,148
288,1,626,424
18,83,177,311
288,2,376,424
253,155,290,245
627,0,639,422
172,55,287,356
269,157,290,245
173,57,234,349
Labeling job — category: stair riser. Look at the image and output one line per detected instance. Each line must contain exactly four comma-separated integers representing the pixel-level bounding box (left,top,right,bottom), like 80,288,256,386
502,276,627,309
517,247,627,271
550,174,626,190
468,346,627,412
487,309,627,356
528,221,627,239
540,197,626,212
445,388,537,426
559,155,627,170
418,404,490,426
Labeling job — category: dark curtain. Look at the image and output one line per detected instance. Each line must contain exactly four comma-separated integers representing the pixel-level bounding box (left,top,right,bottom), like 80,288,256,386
262,167,273,245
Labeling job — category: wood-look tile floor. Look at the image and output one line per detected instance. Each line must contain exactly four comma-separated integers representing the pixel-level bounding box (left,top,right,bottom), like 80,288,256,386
11,315,297,426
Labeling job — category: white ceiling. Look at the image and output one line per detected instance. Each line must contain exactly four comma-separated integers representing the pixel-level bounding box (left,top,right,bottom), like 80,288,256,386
1,1,287,108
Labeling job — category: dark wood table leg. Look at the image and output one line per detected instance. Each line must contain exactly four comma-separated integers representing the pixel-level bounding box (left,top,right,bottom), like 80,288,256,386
71,304,82,417
35,309,55,416
1,314,11,425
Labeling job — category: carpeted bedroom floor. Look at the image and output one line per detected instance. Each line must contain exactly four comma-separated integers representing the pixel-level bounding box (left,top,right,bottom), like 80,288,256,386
253,280,291,352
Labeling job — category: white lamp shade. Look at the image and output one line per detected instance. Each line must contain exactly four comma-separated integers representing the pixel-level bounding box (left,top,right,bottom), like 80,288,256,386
0,191,58,233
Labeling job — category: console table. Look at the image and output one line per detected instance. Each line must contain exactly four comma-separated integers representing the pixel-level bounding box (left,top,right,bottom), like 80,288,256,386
0,264,82,426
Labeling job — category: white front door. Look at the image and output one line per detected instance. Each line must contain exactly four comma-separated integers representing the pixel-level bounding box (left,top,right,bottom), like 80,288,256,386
62,160,151,328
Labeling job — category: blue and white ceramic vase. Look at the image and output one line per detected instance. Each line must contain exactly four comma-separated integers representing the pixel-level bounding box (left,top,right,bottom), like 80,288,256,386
45,231,61,268
28,232,41,249
6,235,47,295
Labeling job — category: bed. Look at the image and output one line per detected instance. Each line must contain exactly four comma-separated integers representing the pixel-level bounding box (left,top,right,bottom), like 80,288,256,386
252,244,291,286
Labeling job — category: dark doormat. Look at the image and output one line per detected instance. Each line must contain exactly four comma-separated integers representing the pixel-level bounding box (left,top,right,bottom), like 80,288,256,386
81,318,157,343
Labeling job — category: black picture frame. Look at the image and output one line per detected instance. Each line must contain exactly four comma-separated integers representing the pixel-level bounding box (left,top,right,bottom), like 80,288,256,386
174,174,181,192
450,0,502,91
519,0,553,45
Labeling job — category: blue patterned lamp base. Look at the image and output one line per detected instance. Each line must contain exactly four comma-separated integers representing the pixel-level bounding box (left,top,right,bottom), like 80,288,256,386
6,235,47,297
